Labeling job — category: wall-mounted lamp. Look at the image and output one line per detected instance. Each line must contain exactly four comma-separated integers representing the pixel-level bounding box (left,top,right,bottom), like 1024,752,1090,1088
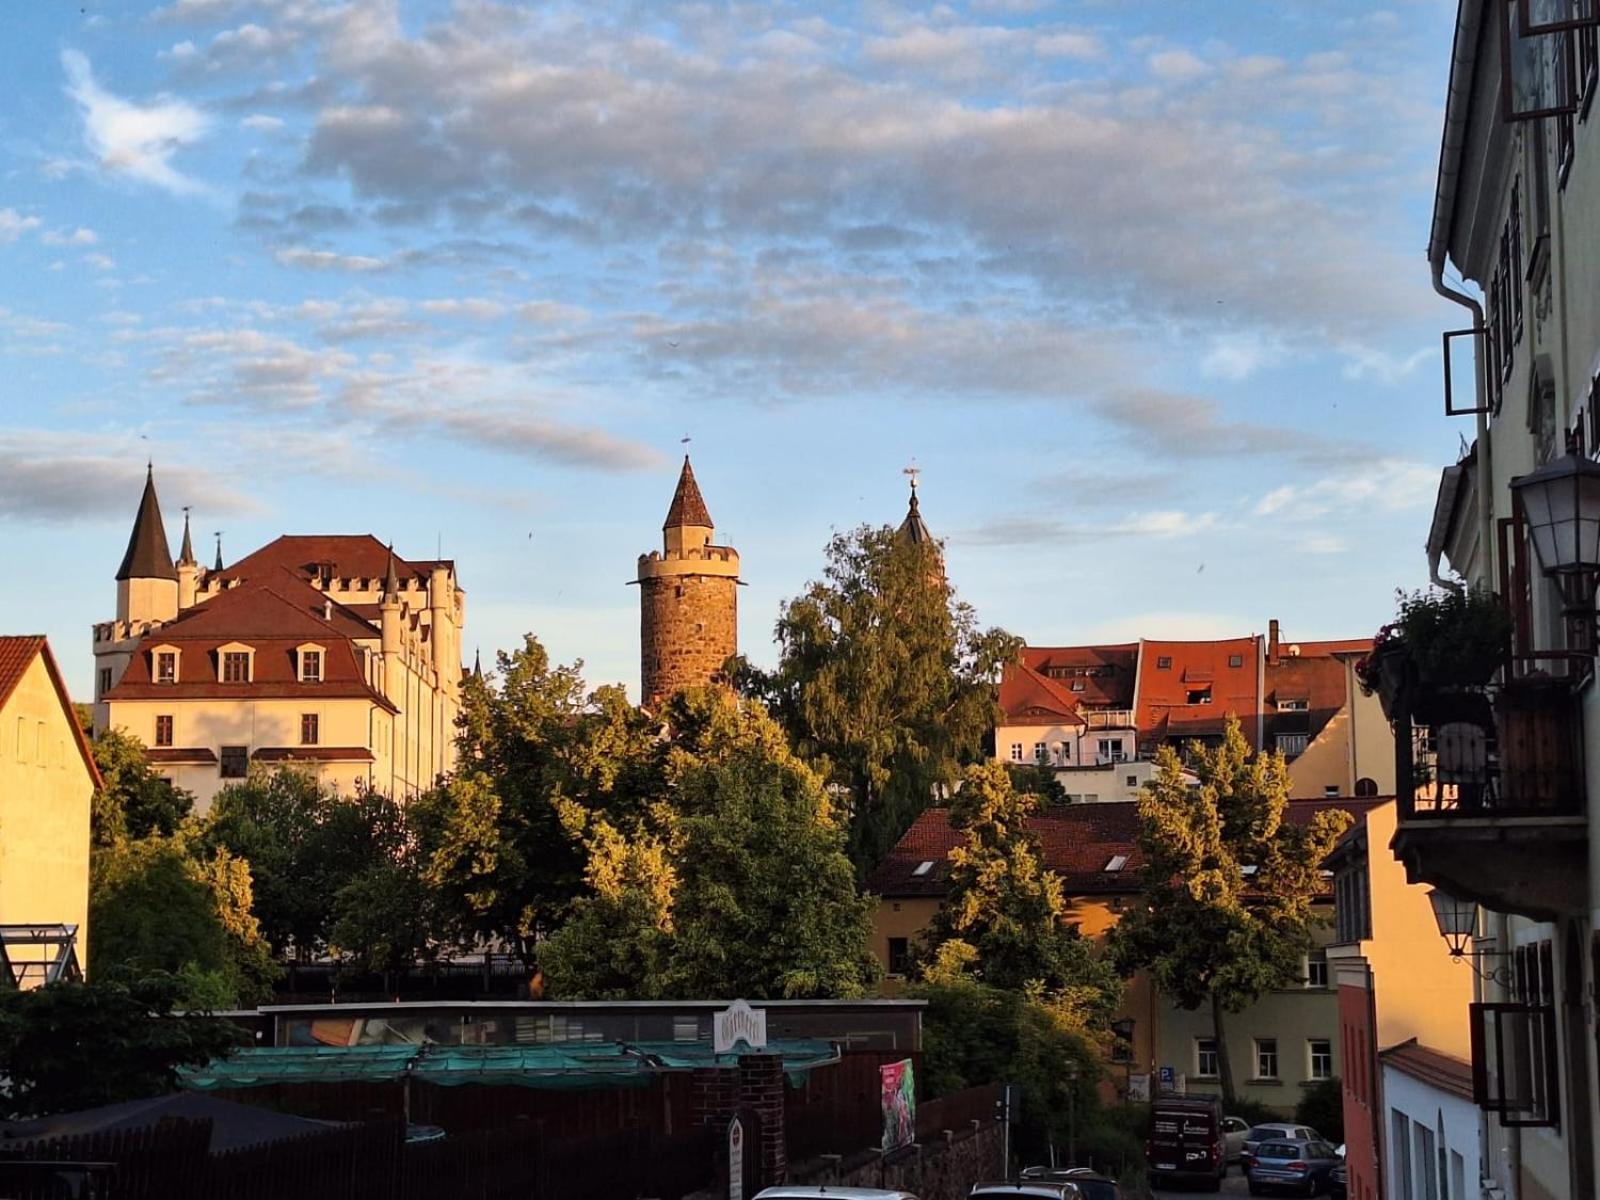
1510,453,1600,647
1427,888,1514,986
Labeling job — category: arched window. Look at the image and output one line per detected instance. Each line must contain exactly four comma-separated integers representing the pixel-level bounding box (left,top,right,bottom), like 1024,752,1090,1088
1355,777,1378,797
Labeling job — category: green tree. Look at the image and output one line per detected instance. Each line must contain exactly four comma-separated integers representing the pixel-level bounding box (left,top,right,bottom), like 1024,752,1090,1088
0,970,238,1117
89,835,277,1007
89,727,194,845
540,689,882,999
914,761,1121,1023
1108,718,1353,1105
201,768,407,960
735,523,1019,873
412,636,661,962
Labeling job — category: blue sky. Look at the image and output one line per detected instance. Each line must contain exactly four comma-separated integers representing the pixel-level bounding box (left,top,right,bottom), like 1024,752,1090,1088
3,0,1466,701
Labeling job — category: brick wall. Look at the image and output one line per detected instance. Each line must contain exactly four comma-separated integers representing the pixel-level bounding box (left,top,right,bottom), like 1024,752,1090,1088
640,573,738,704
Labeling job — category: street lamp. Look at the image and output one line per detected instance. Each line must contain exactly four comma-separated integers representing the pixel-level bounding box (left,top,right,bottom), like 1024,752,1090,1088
1510,452,1600,623
1427,888,1478,957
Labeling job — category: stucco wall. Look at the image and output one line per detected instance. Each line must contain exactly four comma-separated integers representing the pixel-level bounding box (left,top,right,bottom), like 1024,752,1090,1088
1381,1065,1479,1200
0,652,94,978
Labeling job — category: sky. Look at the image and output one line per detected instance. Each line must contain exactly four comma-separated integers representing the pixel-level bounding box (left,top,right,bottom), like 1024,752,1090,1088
2,0,1470,702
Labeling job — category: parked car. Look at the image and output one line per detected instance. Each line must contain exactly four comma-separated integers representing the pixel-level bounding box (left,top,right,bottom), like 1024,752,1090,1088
1240,1123,1321,1168
1019,1167,1119,1200
756,1190,919,1200
970,1184,1082,1200
1245,1139,1343,1197
1329,1160,1347,1200
1221,1115,1251,1162
1146,1096,1226,1191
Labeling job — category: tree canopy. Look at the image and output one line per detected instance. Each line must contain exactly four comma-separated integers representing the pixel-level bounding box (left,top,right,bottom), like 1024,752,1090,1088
735,522,1018,872
539,689,881,999
90,726,194,846
1108,718,1353,1103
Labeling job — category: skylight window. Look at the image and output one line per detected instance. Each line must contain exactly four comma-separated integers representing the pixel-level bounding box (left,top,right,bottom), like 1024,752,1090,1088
1104,854,1129,872
1241,864,1259,876
912,861,935,877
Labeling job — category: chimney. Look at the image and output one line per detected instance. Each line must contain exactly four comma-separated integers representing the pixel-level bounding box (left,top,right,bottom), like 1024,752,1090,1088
1268,619,1281,666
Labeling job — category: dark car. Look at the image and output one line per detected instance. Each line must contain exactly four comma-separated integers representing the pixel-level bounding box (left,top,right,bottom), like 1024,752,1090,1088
1147,1096,1226,1191
1246,1140,1342,1197
1329,1160,1347,1200
1019,1168,1119,1200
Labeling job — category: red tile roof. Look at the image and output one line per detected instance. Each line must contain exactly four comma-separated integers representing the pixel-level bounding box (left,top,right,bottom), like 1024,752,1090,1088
866,796,1385,899
0,636,102,787
1014,644,1137,711
145,748,219,764
215,535,452,587
664,457,714,529
998,662,1086,725
1379,1039,1474,1101
1136,637,1262,749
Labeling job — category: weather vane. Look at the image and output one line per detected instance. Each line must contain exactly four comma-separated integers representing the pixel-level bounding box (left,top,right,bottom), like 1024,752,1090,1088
681,434,692,446
902,459,920,494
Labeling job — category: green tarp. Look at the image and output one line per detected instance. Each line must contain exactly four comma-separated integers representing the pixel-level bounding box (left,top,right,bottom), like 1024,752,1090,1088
179,1039,839,1092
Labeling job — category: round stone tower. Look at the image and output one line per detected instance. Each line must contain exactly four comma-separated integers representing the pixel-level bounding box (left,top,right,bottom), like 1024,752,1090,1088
636,457,740,707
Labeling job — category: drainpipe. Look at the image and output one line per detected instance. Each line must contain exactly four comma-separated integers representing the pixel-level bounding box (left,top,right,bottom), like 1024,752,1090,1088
1432,260,1496,589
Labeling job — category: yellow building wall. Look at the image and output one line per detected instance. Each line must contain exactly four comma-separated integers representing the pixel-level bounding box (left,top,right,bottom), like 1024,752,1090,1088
1286,665,1395,800
0,653,94,978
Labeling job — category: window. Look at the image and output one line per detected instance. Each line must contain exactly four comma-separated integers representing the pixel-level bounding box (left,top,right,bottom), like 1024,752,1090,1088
1277,698,1309,712
1187,688,1212,704
888,937,910,976
1156,656,1172,669
1057,742,1071,763
221,651,251,683
154,715,174,747
1392,1112,1413,1200
300,649,322,682
1355,777,1378,797
1306,953,1329,989
1309,1039,1333,1079
15,717,27,763
1228,654,1244,668
1034,742,1049,763
1324,785,1340,798
1336,863,1373,943
1070,680,1086,692
1009,743,1023,762
155,652,177,684
1255,1038,1279,1079
1277,733,1309,756
1469,941,1560,1127
1196,1038,1219,1078
1098,737,1125,763
1126,774,1138,788
300,713,319,745
98,667,112,697
220,745,249,778
1104,854,1129,871
912,860,935,877
1415,1125,1437,1200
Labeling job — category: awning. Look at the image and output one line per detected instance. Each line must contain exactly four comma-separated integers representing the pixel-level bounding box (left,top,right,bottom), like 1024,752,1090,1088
179,1039,840,1093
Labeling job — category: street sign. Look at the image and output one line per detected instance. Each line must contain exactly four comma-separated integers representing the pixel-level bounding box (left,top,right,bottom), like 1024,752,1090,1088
714,1000,767,1054
1159,1065,1174,1086
728,1116,745,1200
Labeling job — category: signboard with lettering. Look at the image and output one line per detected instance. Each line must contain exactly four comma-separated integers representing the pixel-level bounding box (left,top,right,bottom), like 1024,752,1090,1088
727,1115,745,1200
880,1058,916,1152
1127,1073,1150,1103
714,1000,768,1054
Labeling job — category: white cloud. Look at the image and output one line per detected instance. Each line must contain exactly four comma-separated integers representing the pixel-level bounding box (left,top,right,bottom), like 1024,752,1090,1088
242,114,285,132
83,251,117,271
1035,31,1103,59
41,226,98,246
274,246,387,272
1201,333,1285,382
61,49,212,196
0,430,255,520
0,210,42,243
1148,49,1210,81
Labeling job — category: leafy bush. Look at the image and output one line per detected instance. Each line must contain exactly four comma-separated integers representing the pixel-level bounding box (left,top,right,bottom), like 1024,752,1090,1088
1395,587,1512,687
1223,1096,1283,1127
1295,1077,1344,1142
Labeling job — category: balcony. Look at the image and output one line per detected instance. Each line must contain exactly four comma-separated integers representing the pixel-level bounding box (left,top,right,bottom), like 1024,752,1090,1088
1081,709,1134,728
1389,677,1587,919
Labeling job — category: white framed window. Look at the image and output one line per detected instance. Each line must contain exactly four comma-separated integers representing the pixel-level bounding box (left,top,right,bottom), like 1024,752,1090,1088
1196,1038,1219,1078
1277,698,1309,712
1009,742,1024,762
154,649,178,684
1034,742,1049,763
1309,1039,1333,1080
1276,733,1309,756
1057,742,1071,763
1254,1038,1279,1079
1098,737,1125,762
299,647,323,682
300,713,320,745
1305,953,1329,989
218,642,255,684
1070,680,1086,692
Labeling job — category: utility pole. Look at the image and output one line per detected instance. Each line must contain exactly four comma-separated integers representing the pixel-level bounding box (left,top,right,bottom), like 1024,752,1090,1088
1066,1061,1078,1167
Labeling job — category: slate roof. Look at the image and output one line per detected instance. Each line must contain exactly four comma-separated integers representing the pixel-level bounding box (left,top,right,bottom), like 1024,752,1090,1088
866,795,1386,899
897,490,935,546
115,467,177,582
663,457,713,528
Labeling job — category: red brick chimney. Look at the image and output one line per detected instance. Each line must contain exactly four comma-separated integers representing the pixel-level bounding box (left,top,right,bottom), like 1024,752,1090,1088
1268,619,1281,666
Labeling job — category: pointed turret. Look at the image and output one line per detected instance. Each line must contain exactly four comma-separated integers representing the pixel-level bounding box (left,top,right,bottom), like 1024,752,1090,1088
663,457,713,531
176,507,199,610
116,466,178,583
383,546,401,602
176,509,197,567
473,648,483,679
897,486,934,546
213,532,224,572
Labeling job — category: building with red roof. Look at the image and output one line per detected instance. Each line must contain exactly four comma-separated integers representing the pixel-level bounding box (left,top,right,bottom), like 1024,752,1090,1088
91,469,465,810
0,635,99,980
995,620,1392,802
868,794,1387,1114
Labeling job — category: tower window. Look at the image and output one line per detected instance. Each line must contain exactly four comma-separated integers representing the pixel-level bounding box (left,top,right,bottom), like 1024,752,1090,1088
154,715,173,747
98,668,112,696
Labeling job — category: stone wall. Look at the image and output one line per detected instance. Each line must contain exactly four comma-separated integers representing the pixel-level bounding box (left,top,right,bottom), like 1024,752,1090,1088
790,1123,1005,1200
639,572,738,705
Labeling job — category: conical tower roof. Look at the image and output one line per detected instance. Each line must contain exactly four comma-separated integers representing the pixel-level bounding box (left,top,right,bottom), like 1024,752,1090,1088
663,456,713,530
176,509,197,567
897,485,934,546
383,546,400,601
116,466,178,582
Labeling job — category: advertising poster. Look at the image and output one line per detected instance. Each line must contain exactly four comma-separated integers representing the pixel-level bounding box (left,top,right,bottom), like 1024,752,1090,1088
880,1058,916,1152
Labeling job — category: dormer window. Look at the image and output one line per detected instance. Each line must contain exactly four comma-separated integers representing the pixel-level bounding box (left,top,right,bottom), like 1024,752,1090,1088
297,644,325,683
153,648,178,684
218,642,255,684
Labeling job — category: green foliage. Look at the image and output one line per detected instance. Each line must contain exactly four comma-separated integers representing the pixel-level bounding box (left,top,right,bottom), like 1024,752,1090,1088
915,975,1103,1163
201,768,410,961
734,522,1019,872
1006,763,1068,806
1394,586,1512,686
412,636,662,961
90,834,277,1007
540,689,882,1000
0,970,239,1117
1108,718,1353,1104
914,761,1121,1022
1295,1077,1344,1142
90,727,194,845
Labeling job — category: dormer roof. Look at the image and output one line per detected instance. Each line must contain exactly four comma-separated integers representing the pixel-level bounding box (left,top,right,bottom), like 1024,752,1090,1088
116,466,177,583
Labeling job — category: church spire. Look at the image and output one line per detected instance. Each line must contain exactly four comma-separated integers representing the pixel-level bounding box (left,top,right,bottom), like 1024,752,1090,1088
116,465,178,582
213,531,224,572
897,464,934,546
663,456,713,530
176,507,197,568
